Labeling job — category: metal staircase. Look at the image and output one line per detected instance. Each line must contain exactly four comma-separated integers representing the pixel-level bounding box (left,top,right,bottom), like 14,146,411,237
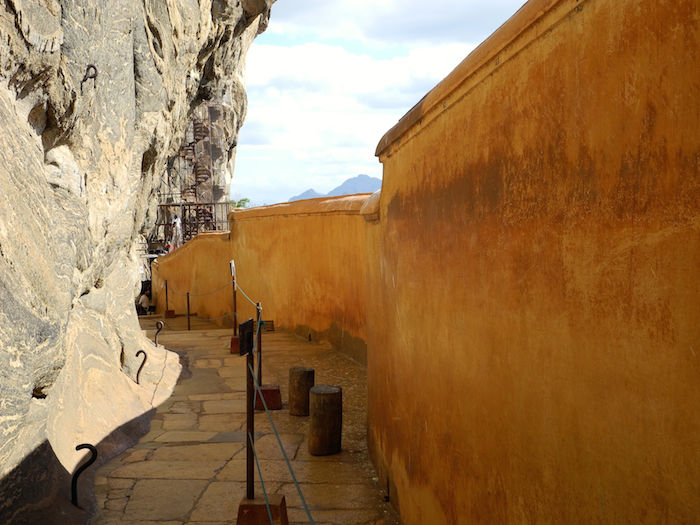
149,104,229,249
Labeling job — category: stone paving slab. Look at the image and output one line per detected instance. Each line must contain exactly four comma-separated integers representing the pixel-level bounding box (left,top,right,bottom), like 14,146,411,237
150,443,243,462
198,413,246,431
92,318,399,525
110,460,226,479
154,430,219,443
202,399,247,413
123,479,208,520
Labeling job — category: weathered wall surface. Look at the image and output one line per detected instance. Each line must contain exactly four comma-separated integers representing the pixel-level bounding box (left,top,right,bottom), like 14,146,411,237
230,196,372,363
151,196,373,362
369,0,700,523
0,0,272,521
151,232,234,326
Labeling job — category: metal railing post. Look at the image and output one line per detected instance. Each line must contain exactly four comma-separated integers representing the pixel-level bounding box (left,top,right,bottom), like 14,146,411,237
232,279,238,336
165,280,169,312
246,349,254,499
256,303,262,387
186,292,191,331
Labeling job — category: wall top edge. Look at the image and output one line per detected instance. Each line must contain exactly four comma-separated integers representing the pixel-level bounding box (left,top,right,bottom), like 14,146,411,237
227,194,374,221
152,230,230,265
374,0,561,158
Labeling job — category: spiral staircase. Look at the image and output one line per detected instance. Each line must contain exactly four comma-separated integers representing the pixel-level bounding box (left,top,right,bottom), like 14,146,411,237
151,105,228,248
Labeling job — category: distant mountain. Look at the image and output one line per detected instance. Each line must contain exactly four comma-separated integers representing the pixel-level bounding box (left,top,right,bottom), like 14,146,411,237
326,174,382,196
289,174,381,202
288,189,323,201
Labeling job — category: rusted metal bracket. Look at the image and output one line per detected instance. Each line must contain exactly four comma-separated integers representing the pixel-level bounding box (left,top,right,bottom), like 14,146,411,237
135,350,147,384
155,320,164,346
80,64,98,93
71,443,97,508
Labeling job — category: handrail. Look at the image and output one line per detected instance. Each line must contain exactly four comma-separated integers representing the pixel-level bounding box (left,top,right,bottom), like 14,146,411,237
246,311,315,524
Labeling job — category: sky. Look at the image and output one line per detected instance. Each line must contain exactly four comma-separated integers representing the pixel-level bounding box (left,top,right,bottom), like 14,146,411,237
231,0,528,206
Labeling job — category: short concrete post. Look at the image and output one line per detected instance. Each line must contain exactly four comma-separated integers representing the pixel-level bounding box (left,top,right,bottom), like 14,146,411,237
289,367,315,416
308,385,342,455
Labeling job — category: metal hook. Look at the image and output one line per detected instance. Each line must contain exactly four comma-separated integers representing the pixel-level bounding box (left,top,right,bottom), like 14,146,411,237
80,64,98,93
71,443,98,508
135,350,147,384
155,321,164,346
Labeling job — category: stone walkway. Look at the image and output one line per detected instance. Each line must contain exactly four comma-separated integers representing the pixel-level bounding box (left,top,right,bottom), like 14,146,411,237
91,317,399,525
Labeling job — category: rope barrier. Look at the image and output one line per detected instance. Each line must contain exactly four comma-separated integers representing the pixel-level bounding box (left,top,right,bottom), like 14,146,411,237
155,279,255,306
247,358,315,524
153,268,311,521
167,279,235,297
155,279,259,328
237,284,258,308
249,432,275,525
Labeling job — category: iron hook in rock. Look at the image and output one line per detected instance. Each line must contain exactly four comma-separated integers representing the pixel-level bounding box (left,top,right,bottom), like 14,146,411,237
155,321,164,346
135,350,147,384
80,64,98,93
71,443,98,508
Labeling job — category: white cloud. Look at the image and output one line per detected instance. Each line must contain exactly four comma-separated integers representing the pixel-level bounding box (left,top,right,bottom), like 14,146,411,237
266,0,528,44
232,1,527,205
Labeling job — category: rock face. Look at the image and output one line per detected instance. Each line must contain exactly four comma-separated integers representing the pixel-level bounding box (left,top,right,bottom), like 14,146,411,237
0,0,271,520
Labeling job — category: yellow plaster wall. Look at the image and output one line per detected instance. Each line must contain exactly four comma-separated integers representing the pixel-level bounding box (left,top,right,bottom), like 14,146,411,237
151,232,234,327
151,197,372,359
228,195,371,363
369,0,700,523
146,1,698,521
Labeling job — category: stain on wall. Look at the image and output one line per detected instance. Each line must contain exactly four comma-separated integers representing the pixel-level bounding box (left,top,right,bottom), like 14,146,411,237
148,1,699,521
369,0,699,522
228,196,371,363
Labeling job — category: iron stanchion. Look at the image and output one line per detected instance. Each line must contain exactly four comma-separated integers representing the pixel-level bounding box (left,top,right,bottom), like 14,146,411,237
256,302,262,387
246,347,254,500
237,318,255,500
233,280,238,336
230,260,239,353
231,260,238,336
238,318,255,500
165,280,169,312
187,292,191,331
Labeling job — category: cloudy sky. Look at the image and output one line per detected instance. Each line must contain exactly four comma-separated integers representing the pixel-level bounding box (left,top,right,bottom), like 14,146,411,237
231,0,527,205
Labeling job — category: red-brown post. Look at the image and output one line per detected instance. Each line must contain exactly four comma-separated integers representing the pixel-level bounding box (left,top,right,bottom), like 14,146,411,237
256,303,262,387
246,349,254,499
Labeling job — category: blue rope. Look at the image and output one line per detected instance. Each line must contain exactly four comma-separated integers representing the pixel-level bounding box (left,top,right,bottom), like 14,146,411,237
249,432,275,525
247,361,315,524
237,284,258,308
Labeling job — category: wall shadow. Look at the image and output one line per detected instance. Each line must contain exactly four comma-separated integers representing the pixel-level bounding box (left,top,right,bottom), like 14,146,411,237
294,322,368,366
0,349,195,524
0,408,155,524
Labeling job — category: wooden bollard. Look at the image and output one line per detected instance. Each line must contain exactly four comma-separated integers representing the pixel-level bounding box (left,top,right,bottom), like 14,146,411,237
289,367,315,416
308,385,342,455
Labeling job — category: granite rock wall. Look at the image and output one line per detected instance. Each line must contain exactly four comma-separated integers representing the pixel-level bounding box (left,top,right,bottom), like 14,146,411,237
0,0,271,520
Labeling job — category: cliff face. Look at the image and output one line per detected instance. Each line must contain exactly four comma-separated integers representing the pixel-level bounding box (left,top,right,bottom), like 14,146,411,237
0,0,270,519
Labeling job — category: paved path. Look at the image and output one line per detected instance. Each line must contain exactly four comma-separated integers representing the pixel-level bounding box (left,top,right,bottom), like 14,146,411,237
92,317,399,525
